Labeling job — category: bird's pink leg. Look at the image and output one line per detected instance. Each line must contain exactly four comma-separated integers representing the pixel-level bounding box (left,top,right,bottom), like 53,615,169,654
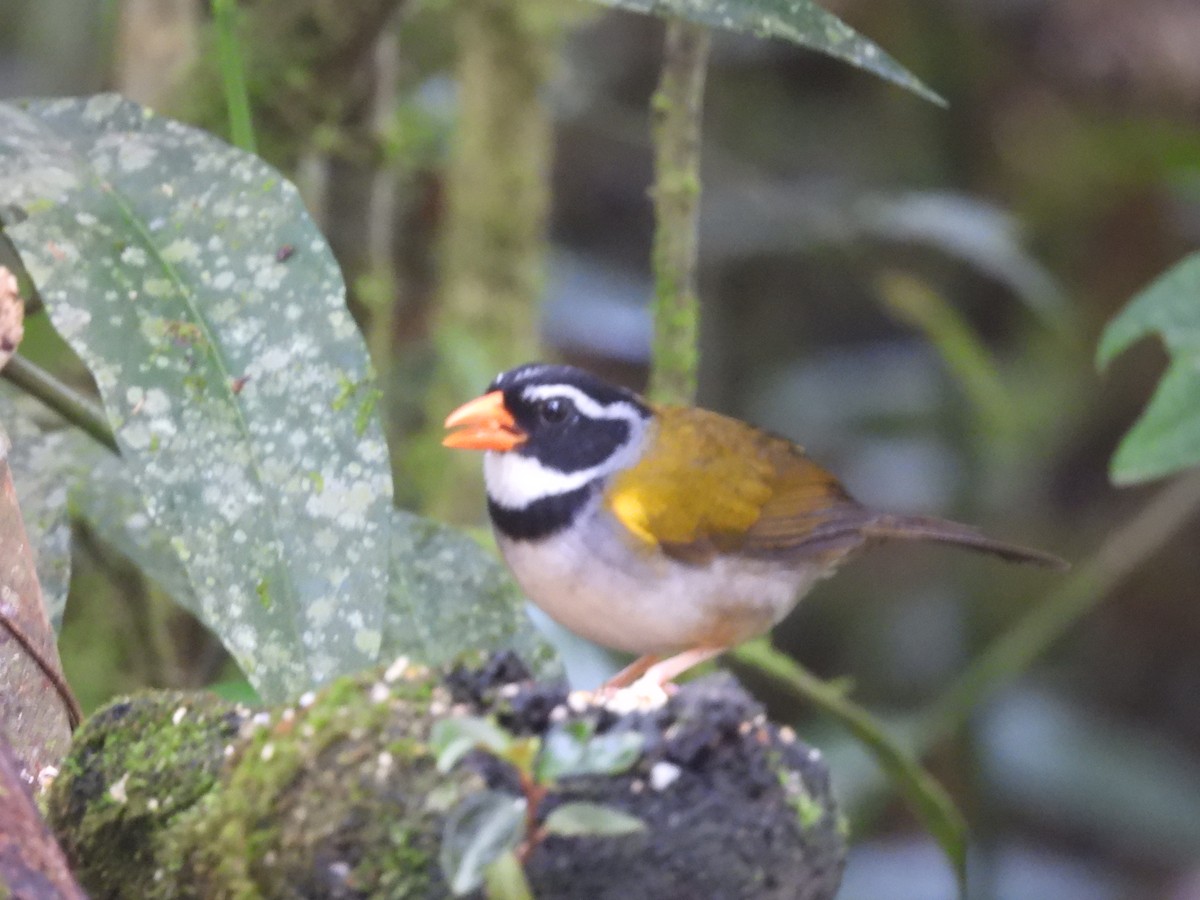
636,647,726,688
602,654,661,690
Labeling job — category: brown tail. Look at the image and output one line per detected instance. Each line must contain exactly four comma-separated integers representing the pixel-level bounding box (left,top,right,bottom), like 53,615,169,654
860,514,1069,570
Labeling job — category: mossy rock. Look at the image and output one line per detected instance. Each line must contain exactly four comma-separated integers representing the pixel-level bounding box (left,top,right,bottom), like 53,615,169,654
47,656,845,899
44,690,248,898
449,662,845,900
46,663,461,899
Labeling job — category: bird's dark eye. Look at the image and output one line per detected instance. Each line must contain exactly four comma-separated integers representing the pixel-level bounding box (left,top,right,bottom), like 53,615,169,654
537,397,571,424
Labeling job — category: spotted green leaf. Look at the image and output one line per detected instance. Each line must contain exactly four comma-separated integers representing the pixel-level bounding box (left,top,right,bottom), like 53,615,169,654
0,95,391,701
69,443,197,609
1097,251,1200,484
590,0,942,105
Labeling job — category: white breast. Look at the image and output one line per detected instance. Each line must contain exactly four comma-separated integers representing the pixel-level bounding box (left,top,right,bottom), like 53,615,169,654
495,497,829,655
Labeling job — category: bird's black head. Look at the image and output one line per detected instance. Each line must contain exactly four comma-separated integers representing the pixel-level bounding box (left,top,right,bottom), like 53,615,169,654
485,363,651,473
444,364,652,538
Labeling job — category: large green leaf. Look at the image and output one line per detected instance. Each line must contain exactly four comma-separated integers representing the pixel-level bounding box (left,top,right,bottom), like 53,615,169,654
69,443,198,609
591,0,942,105
385,511,556,674
0,95,392,700
1097,251,1200,484
440,790,527,896
69,475,557,679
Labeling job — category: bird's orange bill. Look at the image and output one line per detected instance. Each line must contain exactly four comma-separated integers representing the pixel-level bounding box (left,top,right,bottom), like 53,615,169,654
443,390,527,451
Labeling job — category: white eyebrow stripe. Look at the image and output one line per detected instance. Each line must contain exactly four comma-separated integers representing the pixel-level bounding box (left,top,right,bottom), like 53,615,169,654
521,384,642,422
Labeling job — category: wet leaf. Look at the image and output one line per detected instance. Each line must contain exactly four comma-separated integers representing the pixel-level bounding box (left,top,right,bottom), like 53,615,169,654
542,801,645,837
482,849,534,900
590,0,943,105
431,716,516,773
70,443,198,611
440,790,527,896
1097,251,1200,484
0,266,24,370
536,722,644,783
0,95,392,700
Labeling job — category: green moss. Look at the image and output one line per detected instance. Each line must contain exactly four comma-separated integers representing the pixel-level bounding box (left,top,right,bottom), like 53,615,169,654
769,748,831,832
44,665,471,899
647,22,710,407
835,812,851,839
789,782,827,831
168,664,458,898
45,662,846,899
44,691,248,898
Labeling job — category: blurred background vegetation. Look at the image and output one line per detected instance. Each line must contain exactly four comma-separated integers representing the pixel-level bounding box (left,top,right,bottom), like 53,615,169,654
4,0,1200,896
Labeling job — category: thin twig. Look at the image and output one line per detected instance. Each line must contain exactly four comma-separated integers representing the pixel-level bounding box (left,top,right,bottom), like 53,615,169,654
1,354,119,454
0,609,83,729
648,20,710,407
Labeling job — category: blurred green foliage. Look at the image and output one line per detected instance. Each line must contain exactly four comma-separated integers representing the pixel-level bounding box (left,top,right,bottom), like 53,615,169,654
2,0,1200,895
1099,252,1200,484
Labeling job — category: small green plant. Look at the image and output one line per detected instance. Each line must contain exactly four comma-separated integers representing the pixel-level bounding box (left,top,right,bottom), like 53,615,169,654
430,716,645,897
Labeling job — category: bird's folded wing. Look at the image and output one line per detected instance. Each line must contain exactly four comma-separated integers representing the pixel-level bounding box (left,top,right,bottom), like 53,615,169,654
604,407,868,564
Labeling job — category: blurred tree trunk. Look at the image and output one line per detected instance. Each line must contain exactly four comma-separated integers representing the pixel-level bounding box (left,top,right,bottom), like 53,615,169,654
114,0,201,106
410,0,567,518
163,0,406,169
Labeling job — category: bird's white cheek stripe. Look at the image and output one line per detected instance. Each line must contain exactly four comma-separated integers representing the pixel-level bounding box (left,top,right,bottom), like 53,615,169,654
485,413,647,510
485,452,609,508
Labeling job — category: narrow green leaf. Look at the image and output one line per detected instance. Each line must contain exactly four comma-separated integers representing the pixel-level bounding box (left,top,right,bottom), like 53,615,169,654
430,717,515,773
589,0,943,106
734,639,968,890
483,850,535,900
1097,251,1200,484
212,0,257,154
440,791,527,896
542,801,645,837
0,95,392,701
876,270,1017,440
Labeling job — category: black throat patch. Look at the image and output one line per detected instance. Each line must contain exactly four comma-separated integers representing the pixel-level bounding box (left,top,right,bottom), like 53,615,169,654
488,483,594,542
